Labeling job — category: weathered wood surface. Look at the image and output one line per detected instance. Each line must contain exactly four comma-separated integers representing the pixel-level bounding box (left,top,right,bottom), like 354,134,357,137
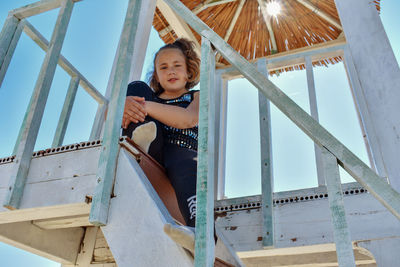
75,226,99,266
195,37,216,267
334,0,400,192
93,228,115,263
0,221,84,264
0,146,100,223
342,46,385,178
0,18,24,87
162,0,400,221
305,55,325,186
89,0,143,226
101,149,193,267
33,214,90,229
0,15,19,69
215,191,400,252
238,243,375,267
257,58,274,248
4,0,75,210
323,151,356,266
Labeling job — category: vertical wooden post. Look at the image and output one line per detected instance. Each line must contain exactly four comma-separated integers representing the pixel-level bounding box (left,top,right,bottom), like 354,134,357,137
342,46,386,177
305,56,326,186
89,0,143,226
90,0,157,140
217,77,228,200
0,18,24,87
3,0,74,210
52,76,80,147
89,103,107,140
0,15,19,71
213,73,222,200
257,58,274,247
195,37,216,267
323,150,356,267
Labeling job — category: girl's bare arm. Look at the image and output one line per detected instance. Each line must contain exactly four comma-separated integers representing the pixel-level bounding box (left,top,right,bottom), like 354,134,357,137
145,92,199,129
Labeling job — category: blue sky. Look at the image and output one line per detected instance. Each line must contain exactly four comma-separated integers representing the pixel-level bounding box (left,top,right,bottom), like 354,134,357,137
0,0,399,266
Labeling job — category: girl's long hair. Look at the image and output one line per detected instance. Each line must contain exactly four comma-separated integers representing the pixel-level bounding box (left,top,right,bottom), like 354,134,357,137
148,38,200,94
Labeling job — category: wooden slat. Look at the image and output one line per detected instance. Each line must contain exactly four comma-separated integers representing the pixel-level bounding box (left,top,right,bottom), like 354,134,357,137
195,37,216,267
257,58,274,247
163,0,400,221
342,46,386,177
0,17,24,87
4,0,75,210
217,78,228,200
323,150,356,266
32,214,90,229
52,76,80,147
75,227,99,265
89,0,143,226
305,56,325,186
10,0,82,19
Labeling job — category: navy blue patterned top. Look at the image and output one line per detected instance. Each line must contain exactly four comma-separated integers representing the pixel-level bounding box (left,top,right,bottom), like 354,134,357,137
155,90,198,151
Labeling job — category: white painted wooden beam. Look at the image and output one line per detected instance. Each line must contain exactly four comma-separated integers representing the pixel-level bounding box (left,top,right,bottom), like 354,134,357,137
0,221,84,264
217,38,346,80
342,46,385,177
10,0,82,19
217,77,228,200
32,214,91,229
257,0,278,53
305,56,325,187
215,0,245,62
156,0,200,55
192,0,237,15
334,0,400,192
295,0,343,30
323,150,356,266
257,58,274,247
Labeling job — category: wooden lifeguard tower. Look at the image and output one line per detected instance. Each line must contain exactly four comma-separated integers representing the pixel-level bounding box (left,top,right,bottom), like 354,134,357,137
0,0,399,266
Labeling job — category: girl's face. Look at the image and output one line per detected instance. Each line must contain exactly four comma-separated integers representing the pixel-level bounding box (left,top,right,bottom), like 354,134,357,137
155,48,188,94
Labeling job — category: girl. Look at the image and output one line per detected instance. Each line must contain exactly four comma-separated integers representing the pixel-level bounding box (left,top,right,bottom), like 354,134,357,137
122,38,200,228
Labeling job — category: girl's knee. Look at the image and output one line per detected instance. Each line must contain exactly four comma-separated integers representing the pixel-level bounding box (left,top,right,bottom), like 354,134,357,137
126,81,154,99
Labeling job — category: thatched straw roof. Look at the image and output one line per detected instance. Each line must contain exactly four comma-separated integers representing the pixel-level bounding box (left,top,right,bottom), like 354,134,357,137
153,0,381,74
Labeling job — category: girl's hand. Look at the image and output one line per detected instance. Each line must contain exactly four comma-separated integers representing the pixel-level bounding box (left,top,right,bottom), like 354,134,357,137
122,96,147,128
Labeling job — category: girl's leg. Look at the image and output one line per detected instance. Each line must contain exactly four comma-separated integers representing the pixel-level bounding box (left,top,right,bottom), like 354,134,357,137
163,144,197,227
122,81,164,164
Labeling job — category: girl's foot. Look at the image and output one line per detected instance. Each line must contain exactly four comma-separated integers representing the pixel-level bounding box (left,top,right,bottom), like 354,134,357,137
131,121,157,153
163,223,195,253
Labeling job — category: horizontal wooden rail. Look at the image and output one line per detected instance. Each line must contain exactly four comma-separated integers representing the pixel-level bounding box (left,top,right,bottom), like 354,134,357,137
217,38,346,79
